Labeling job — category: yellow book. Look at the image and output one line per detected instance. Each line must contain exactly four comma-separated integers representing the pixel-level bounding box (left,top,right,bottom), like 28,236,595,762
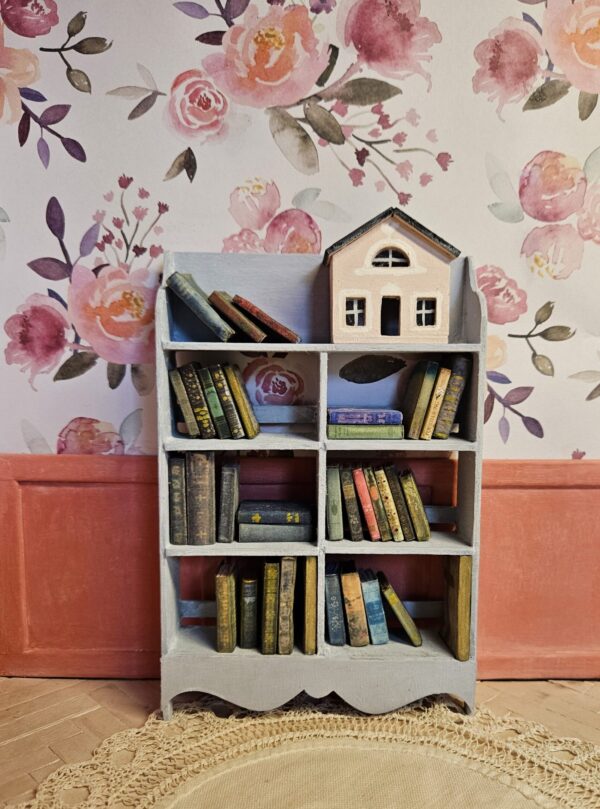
441,556,472,662
224,364,260,439
374,467,403,541
278,557,297,655
304,557,317,655
378,572,422,647
261,561,279,655
216,560,236,653
399,470,430,541
340,567,369,647
421,367,452,440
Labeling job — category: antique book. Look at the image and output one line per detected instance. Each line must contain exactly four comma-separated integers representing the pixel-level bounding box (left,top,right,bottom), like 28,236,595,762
217,462,239,543
168,455,187,545
324,562,346,646
433,356,472,440
197,366,231,439
168,368,200,438
340,564,369,647
303,556,317,655
209,365,245,439
327,424,405,440
374,467,403,541
326,466,344,541
166,272,234,342
378,572,422,647
327,407,403,425
232,294,301,343
441,556,472,662
384,465,416,542
185,452,215,545
239,576,258,649
238,524,312,542
403,359,439,439
216,560,236,653
420,366,452,440
261,561,280,655
359,569,389,645
278,556,297,655
352,467,380,541
223,364,260,438
208,290,267,342
237,500,313,525
399,469,430,541
178,362,216,439
364,467,392,541
339,466,364,542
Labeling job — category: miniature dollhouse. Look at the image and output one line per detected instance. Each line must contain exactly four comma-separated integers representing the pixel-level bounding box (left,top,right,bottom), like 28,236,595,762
325,208,460,344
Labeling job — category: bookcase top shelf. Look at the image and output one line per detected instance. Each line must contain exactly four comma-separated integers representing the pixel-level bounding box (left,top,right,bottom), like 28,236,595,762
162,341,483,354
163,436,478,453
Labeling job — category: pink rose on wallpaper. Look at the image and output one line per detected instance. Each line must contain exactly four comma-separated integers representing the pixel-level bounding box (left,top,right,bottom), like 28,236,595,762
577,183,600,243
473,18,543,117
339,0,442,86
519,151,587,222
476,265,528,325
544,0,600,93
68,265,157,365
243,357,305,405
264,209,321,254
521,224,584,280
229,178,280,230
0,0,58,38
0,24,39,124
222,229,265,253
167,69,229,141
202,4,329,107
4,293,70,385
57,417,124,455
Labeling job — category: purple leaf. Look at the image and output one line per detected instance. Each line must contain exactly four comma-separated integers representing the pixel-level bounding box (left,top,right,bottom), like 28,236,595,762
503,386,533,405
173,1,210,17
499,415,510,444
523,416,544,438
27,257,70,280
18,111,30,146
225,0,250,18
37,137,50,168
79,222,100,257
483,391,494,424
47,288,68,308
522,12,543,34
19,87,47,102
46,197,65,240
62,138,86,162
196,30,226,45
487,371,511,384
40,104,71,126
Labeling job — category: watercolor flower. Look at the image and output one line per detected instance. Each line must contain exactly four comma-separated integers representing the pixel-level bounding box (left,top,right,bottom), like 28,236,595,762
243,357,305,405
436,152,452,171
348,168,365,186
202,4,329,108
310,0,336,12
487,334,508,371
4,292,70,386
519,151,587,222
577,182,600,243
544,0,600,94
472,18,543,117
118,175,133,189
229,178,280,231
339,0,441,87
222,228,265,253
476,265,528,325
0,23,39,124
521,224,584,280
68,265,157,364
0,0,58,38
57,417,124,455
264,209,321,254
167,69,229,141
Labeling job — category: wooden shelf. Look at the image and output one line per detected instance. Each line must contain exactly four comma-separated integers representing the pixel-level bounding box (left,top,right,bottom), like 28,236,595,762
324,533,472,555
323,628,469,662
164,433,319,452
325,438,476,452
165,542,318,557
163,340,482,354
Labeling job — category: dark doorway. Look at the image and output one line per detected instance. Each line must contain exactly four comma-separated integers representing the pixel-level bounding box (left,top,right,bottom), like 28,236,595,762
380,297,400,336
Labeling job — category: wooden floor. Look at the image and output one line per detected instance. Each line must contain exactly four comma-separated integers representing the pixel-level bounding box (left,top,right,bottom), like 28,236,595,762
0,678,598,805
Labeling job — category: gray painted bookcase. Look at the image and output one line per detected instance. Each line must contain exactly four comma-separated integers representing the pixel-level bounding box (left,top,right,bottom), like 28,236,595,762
156,252,486,719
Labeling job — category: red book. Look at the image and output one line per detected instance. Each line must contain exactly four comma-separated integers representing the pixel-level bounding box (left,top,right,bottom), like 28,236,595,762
352,468,381,541
232,294,301,343
208,291,267,343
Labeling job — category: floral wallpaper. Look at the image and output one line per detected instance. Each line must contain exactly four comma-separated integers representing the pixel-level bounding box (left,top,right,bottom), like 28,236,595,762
1,0,599,459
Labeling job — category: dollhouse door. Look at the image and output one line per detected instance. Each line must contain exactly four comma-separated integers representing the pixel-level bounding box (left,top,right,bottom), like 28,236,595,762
380,296,401,336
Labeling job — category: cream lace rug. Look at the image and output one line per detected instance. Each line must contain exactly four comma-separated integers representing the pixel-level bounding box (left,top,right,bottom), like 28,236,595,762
13,696,600,809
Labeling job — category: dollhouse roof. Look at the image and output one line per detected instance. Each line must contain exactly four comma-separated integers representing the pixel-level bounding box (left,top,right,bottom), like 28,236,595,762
323,207,461,263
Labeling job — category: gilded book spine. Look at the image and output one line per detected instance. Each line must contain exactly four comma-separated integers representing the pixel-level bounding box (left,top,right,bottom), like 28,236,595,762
420,367,451,440
326,466,344,540
224,364,260,438
169,368,200,437
384,466,415,542
278,556,297,655
340,467,364,542
352,468,380,541
166,272,234,342
185,452,216,545
261,561,280,655
239,577,258,649
210,365,245,439
340,568,369,647
399,470,430,541
304,557,317,655
197,366,231,439
237,501,313,525
364,467,392,541
374,467,403,541
168,455,187,545
378,572,422,647
217,462,239,543
178,362,216,438
433,356,471,440
216,561,236,653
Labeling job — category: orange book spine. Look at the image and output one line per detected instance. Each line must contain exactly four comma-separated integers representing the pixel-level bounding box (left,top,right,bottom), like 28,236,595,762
352,468,380,541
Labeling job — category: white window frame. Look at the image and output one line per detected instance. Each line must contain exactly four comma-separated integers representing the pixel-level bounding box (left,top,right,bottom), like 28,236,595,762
372,246,410,268
345,296,366,327
415,297,437,327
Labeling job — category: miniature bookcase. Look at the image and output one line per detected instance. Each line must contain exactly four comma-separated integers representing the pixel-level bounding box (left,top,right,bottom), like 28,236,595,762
156,250,486,720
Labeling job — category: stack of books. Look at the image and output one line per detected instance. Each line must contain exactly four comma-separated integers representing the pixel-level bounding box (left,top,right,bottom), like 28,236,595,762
325,563,422,648
237,500,314,543
403,356,471,440
169,361,259,440
326,465,430,542
167,271,300,343
215,557,317,655
327,407,404,440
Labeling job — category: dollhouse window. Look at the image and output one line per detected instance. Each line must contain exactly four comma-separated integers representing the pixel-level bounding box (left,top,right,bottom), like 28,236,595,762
345,297,366,327
372,247,410,268
416,298,437,326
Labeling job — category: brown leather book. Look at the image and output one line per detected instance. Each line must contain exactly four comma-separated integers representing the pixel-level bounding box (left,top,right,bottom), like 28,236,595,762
232,294,301,343
208,290,268,342
340,564,369,647
303,557,317,655
278,556,297,655
185,452,215,545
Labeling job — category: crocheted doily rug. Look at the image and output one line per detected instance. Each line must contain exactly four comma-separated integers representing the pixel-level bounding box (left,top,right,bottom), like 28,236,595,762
12,695,600,809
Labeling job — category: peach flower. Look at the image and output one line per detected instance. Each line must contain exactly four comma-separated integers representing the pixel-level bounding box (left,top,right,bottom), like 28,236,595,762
222,228,265,253
263,209,321,254
167,69,228,141
486,334,508,371
202,4,329,107
521,223,584,279
476,265,528,325
68,265,157,364
519,151,587,222
577,182,600,243
57,417,124,455
242,357,305,405
0,0,58,38
544,0,600,93
0,23,40,124
228,178,280,230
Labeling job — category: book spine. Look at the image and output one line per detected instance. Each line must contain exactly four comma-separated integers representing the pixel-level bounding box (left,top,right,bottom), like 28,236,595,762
224,364,260,439
328,409,402,425
405,360,439,439
364,467,392,541
400,470,430,541
239,577,258,649
168,456,187,545
208,291,267,343
433,357,470,439
216,562,236,652
441,556,472,662
185,452,215,545
238,524,312,542
326,466,344,541
166,273,234,342
340,570,370,647
261,561,280,654
352,468,380,541
378,573,422,647
210,365,245,439
169,369,200,437
232,294,301,343
339,467,364,542
237,501,313,525
420,367,451,440
324,570,346,646
303,557,317,655
178,363,216,439
197,366,231,439
360,577,389,645
278,556,297,655
327,424,405,439
217,463,239,543
384,466,416,542
374,468,403,541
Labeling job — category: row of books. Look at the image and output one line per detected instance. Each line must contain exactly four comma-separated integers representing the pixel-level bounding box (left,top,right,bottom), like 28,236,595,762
403,356,471,440
170,361,259,440
216,557,316,654
326,407,404,440
326,465,430,542
326,563,421,647
167,272,300,343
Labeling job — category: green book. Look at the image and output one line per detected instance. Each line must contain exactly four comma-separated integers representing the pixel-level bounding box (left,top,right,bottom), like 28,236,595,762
399,469,430,541
339,467,364,542
197,365,232,439
327,424,404,440
168,455,187,545
403,360,439,440
378,571,422,647
178,362,216,439
433,356,471,439
363,467,392,541
239,577,258,649
169,368,200,438
210,365,245,439
326,466,344,540
166,272,234,342
238,524,312,542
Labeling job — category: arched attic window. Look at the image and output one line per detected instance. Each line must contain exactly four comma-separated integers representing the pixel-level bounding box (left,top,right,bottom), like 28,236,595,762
371,247,410,268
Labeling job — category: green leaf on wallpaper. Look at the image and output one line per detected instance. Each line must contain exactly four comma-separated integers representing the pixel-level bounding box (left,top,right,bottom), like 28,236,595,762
523,79,570,110
131,364,155,396
578,91,598,121
306,200,351,223
137,63,157,91
488,202,524,223
0,207,9,223
164,148,196,181
128,92,159,120
586,382,600,401
268,108,319,175
20,420,52,454
534,301,554,325
67,11,87,37
584,145,600,183
107,86,151,99
107,362,126,389
316,44,339,88
119,408,143,450
67,67,91,93
532,354,554,376
292,188,321,208
320,78,401,106
537,325,575,341
569,370,600,382
303,100,345,145
53,351,98,381
72,36,112,55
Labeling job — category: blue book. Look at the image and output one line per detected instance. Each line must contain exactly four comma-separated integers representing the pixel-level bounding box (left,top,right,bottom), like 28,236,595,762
359,570,389,645
167,272,235,342
328,407,403,425
325,563,346,646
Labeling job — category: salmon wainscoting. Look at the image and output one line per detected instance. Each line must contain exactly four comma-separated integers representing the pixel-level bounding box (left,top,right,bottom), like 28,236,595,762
0,455,598,680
